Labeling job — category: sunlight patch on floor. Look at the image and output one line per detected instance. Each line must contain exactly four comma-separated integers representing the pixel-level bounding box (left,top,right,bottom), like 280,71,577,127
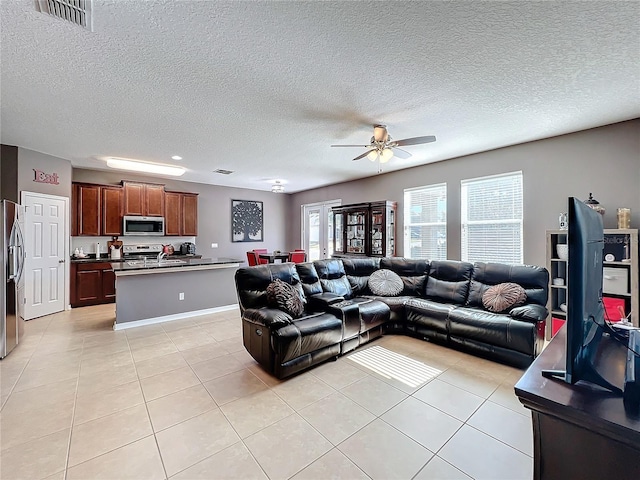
347,345,442,388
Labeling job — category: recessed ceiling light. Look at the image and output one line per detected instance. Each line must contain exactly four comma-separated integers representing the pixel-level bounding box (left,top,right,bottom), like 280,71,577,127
106,157,186,176
171,155,182,160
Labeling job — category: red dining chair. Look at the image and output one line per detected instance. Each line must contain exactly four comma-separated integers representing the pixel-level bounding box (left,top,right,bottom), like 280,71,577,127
288,251,306,263
252,249,268,264
246,251,259,266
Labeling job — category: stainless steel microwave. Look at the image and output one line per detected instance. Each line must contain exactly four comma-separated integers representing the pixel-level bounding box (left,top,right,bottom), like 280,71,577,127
123,216,165,236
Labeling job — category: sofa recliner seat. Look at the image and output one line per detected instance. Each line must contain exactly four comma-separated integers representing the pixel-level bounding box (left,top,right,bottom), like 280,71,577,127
235,257,549,379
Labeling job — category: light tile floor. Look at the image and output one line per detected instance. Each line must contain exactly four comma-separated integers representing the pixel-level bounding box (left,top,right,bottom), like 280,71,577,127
0,304,534,479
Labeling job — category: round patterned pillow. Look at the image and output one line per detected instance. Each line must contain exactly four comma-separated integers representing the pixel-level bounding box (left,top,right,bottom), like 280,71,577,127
482,282,527,313
368,269,404,297
266,279,305,318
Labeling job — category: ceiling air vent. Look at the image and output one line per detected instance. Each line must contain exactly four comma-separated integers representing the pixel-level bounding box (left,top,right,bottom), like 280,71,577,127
35,0,93,31
213,169,234,175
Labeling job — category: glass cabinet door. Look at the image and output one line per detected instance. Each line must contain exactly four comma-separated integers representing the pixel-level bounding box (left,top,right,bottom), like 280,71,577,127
346,209,367,254
334,212,343,254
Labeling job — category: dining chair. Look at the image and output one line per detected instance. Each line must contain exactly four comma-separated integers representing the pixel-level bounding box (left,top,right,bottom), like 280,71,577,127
252,249,268,264
288,251,306,263
246,251,259,266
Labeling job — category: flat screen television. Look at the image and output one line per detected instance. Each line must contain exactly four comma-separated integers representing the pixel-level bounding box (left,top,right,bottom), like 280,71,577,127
542,197,622,394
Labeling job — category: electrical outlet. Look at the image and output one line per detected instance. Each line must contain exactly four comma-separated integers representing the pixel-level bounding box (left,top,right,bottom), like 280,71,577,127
211,243,218,248
179,292,184,300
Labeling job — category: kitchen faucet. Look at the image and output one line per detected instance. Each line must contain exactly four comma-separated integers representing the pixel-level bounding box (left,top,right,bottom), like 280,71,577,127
157,252,167,262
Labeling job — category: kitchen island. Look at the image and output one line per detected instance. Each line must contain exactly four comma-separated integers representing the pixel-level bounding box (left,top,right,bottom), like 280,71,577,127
111,257,242,330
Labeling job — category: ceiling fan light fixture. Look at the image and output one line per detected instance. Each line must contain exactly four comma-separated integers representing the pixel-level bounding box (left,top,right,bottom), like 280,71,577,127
380,148,394,163
367,150,379,162
271,181,285,193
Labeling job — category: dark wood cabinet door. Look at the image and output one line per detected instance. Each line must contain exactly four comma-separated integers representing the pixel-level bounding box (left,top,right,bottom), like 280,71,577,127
71,184,78,236
164,192,181,236
101,187,123,236
102,268,116,301
145,184,165,216
77,184,101,236
76,269,101,303
181,193,198,236
123,182,145,215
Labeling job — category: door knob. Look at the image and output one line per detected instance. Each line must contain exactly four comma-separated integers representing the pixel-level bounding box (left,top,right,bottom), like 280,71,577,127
58,259,65,263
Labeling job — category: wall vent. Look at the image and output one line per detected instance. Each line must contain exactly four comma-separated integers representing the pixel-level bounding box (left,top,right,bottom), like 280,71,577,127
35,0,93,31
213,169,234,175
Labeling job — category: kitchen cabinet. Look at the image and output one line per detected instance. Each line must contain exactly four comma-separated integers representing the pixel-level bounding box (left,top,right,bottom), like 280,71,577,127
101,186,123,236
165,191,198,236
75,184,101,236
332,201,396,257
72,183,123,236
70,262,116,307
181,193,198,236
123,181,165,217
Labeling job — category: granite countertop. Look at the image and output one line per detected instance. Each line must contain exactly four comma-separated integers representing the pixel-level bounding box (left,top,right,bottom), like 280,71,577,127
71,254,202,263
110,257,243,272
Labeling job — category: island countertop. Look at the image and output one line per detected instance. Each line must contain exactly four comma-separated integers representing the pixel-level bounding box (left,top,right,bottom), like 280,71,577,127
111,257,243,276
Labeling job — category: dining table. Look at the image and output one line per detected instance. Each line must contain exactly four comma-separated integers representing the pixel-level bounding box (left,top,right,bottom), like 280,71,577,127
258,252,290,263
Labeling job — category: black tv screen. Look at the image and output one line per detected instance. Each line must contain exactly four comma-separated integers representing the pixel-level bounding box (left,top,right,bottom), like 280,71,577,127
542,197,621,394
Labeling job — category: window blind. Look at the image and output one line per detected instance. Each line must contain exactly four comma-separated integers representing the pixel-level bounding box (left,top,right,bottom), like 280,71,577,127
404,183,447,260
461,172,523,264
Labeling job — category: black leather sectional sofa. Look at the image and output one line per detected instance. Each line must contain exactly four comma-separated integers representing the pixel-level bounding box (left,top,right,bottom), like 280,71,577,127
234,257,549,379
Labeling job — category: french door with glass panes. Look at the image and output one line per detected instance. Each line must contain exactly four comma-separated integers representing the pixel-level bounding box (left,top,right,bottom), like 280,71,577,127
302,200,340,261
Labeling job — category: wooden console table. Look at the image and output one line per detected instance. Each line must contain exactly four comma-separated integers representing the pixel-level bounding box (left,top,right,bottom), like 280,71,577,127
515,327,640,480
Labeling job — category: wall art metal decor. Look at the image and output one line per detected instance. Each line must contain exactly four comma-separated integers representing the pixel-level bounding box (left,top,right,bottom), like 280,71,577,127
232,199,264,242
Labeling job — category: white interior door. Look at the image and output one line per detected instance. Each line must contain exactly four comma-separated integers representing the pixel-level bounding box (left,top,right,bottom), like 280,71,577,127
302,200,340,261
22,192,67,320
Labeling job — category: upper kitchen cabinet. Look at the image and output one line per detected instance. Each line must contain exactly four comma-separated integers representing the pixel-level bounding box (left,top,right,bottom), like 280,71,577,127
122,181,165,217
74,183,100,236
102,186,123,236
165,191,198,236
72,183,124,236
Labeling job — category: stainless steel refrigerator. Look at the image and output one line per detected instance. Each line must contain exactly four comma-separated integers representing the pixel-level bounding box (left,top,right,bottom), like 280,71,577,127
1,200,26,359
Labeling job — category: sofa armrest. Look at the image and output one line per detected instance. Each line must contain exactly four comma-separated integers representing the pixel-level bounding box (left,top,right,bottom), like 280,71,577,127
510,304,548,323
308,292,345,311
243,307,293,329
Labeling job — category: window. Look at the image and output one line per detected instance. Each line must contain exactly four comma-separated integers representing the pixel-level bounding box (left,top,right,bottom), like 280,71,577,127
461,171,523,264
404,183,447,260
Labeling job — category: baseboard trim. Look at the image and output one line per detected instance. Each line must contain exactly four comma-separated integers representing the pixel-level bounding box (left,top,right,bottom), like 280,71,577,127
113,304,239,331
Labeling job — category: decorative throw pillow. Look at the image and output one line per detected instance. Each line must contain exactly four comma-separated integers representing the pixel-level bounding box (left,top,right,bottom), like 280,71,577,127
368,269,404,296
482,283,527,313
266,279,305,318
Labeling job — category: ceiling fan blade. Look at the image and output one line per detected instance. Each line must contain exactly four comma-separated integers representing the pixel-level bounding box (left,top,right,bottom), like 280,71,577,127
352,150,372,161
331,144,372,148
392,148,411,159
394,135,437,147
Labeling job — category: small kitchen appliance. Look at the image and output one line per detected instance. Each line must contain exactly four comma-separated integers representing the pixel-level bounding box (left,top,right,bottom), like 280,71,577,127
180,242,196,255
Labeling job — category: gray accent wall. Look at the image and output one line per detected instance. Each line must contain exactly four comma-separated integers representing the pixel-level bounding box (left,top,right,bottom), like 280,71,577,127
17,147,72,199
1,145,19,202
72,169,288,261
114,266,238,324
288,119,640,270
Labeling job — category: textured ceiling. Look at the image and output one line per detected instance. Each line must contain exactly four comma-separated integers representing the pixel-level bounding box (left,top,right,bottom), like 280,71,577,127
1,1,639,193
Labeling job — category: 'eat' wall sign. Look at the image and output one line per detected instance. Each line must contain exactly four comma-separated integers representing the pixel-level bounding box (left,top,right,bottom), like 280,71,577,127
33,169,59,185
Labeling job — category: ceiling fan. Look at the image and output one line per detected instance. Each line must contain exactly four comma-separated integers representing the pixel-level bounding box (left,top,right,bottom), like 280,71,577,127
331,125,436,163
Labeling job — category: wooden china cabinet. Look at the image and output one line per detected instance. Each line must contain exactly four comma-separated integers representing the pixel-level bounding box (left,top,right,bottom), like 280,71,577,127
332,201,396,258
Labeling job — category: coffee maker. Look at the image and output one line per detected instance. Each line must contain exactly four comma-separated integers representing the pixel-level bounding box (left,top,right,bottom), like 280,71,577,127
180,242,196,255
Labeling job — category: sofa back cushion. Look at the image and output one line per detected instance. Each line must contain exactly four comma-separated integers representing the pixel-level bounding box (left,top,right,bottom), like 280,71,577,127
295,262,324,297
380,258,430,297
313,259,353,298
342,258,380,296
235,263,305,312
467,262,549,308
425,260,474,304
